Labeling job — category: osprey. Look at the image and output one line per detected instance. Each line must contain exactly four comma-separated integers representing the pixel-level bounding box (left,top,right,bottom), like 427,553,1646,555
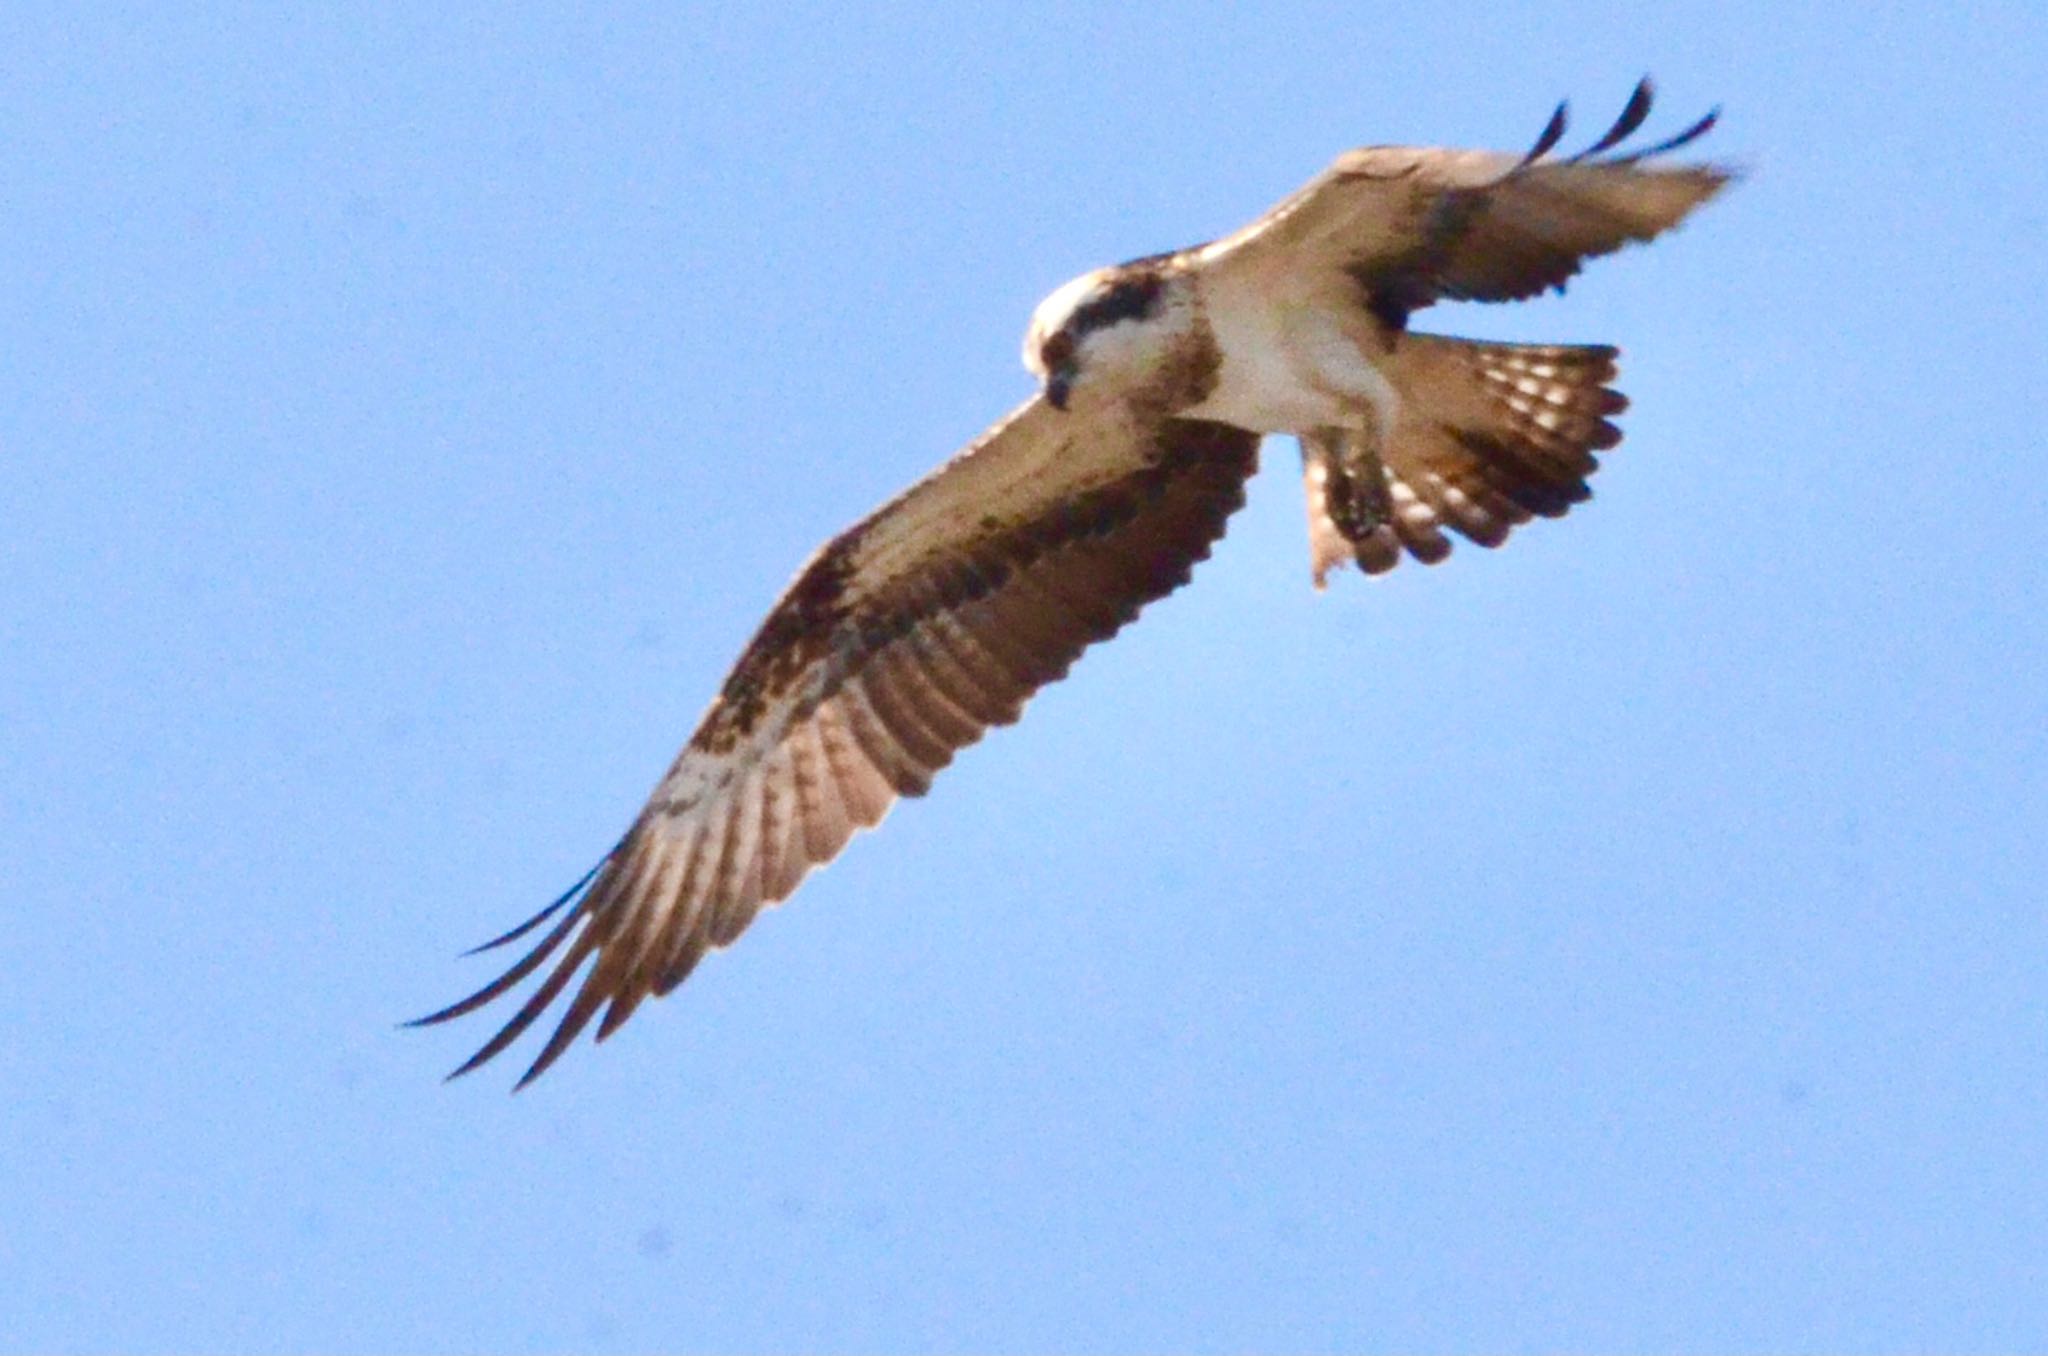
418,80,1730,1086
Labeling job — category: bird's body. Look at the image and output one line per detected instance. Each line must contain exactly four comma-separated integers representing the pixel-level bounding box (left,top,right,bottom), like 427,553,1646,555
1186,264,1404,435
418,80,1731,1086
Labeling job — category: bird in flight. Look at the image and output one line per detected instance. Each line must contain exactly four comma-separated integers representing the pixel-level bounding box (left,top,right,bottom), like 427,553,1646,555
417,79,1731,1087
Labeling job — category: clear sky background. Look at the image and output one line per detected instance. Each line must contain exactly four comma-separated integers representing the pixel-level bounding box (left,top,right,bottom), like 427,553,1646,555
6,3,2047,1350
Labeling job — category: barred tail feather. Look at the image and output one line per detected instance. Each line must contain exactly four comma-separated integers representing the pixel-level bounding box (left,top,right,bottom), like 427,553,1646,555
1300,335,1627,582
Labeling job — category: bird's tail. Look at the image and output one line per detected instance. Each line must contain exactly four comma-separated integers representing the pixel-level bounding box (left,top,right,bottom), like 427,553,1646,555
1302,334,1628,582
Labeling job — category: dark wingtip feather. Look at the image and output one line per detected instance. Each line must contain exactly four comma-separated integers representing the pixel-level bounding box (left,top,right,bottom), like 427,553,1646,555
1614,106,1722,164
1571,77,1656,161
596,988,648,1043
458,856,608,958
515,1008,596,1088
1517,100,1571,169
407,906,585,1028
510,938,636,1087
437,927,604,1083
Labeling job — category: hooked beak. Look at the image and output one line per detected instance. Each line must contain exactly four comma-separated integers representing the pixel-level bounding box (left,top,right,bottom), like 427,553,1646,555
1045,365,1076,412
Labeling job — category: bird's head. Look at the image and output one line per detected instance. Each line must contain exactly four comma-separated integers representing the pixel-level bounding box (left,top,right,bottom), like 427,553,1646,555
1022,261,1181,412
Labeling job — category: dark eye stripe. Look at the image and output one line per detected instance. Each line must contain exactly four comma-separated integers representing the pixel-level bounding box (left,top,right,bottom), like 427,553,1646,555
1069,271,1164,335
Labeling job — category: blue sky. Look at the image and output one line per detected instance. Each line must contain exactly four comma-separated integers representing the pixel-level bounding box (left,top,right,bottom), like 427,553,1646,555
6,2,2047,1350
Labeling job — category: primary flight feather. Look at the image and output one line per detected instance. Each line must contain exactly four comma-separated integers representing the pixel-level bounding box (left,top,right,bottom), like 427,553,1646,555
416,79,1731,1086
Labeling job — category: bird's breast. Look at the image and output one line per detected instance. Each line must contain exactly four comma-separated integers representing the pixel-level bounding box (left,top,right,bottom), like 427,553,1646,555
1178,279,1399,438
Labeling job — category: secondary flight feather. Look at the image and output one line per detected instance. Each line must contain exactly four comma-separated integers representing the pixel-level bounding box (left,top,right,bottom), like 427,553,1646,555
416,79,1731,1086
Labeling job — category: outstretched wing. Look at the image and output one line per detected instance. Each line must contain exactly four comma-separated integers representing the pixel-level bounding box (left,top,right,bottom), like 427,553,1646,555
415,399,1260,1086
1205,78,1731,323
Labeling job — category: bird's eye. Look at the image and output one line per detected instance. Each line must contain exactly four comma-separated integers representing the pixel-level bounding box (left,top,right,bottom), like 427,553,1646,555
1040,332,1076,371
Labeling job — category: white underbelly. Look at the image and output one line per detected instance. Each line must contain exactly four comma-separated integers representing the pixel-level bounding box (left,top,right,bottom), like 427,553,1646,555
1180,297,1399,438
